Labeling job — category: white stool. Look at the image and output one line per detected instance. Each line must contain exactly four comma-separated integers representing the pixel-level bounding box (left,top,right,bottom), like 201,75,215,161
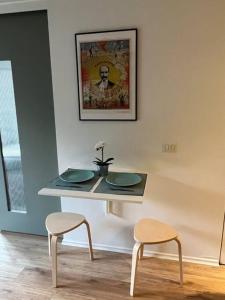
130,218,183,296
45,212,94,287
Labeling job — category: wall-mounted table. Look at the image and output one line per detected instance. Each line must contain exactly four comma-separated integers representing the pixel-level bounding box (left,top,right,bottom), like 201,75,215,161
38,168,149,214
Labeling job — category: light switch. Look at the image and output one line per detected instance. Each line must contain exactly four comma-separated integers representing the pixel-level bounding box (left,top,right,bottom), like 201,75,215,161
162,144,177,153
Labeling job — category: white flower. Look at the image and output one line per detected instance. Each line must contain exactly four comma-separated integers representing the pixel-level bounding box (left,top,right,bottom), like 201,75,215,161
94,141,105,151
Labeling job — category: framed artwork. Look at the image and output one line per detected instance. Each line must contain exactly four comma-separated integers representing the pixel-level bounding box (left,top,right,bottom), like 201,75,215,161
75,29,137,121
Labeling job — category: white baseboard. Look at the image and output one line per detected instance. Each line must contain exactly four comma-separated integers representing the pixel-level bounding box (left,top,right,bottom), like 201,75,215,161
62,239,219,267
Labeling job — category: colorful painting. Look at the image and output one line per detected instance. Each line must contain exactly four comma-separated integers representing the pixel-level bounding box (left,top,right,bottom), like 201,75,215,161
80,39,129,110
75,29,137,120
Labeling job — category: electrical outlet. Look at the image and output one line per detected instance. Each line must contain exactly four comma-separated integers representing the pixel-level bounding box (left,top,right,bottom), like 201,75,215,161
162,144,177,153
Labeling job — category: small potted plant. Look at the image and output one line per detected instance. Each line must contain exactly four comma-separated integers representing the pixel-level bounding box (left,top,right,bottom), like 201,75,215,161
93,141,114,176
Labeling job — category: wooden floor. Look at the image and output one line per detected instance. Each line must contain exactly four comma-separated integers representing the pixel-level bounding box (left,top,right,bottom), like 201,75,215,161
0,232,225,299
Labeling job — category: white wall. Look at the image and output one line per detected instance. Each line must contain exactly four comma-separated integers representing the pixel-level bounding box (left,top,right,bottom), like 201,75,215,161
1,0,225,264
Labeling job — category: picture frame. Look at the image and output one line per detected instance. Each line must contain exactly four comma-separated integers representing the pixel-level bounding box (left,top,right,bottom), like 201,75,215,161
75,28,137,121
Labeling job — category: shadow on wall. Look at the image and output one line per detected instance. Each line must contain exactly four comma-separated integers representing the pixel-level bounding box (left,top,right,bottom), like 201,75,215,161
139,174,225,256
146,174,225,224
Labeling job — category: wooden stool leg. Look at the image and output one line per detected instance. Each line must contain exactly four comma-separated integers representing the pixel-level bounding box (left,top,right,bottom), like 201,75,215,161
48,233,52,256
175,238,183,286
139,244,144,260
51,235,58,287
130,242,142,296
84,221,94,261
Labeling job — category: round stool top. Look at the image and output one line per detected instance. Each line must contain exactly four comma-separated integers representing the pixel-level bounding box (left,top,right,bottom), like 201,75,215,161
134,218,178,244
45,212,85,235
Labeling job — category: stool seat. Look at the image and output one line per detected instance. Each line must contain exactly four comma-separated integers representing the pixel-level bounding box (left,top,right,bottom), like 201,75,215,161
134,218,178,244
46,212,85,236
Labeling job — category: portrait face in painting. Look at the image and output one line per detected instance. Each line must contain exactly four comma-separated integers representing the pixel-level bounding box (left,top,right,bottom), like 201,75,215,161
99,65,109,82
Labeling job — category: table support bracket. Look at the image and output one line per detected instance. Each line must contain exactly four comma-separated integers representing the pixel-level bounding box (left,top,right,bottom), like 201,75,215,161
105,200,113,215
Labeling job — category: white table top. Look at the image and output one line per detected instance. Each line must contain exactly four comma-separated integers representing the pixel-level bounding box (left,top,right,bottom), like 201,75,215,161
38,168,150,205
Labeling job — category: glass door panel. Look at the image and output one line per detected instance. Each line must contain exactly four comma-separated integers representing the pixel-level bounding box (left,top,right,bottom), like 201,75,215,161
0,61,26,212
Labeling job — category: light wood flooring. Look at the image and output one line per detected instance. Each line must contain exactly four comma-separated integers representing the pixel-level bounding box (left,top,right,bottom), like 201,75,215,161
0,231,225,299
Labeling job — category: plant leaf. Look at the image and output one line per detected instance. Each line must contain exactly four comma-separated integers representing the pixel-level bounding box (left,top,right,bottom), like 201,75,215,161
95,157,102,162
93,161,101,165
104,157,114,163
